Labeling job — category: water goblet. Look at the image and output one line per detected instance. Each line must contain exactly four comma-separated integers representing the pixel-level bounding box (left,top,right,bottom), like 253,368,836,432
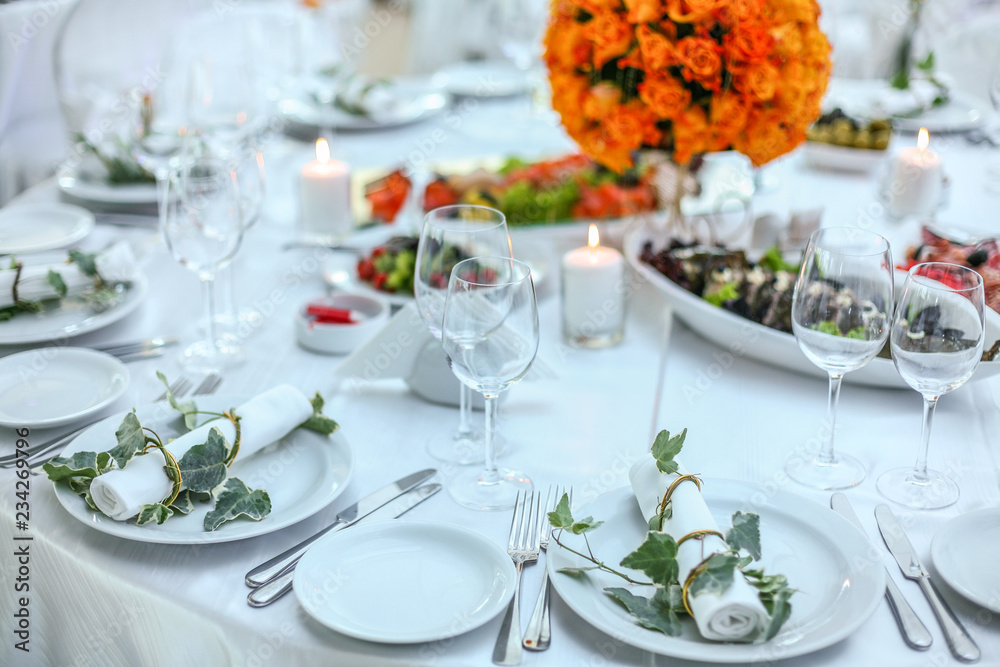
787,227,894,489
161,157,245,372
442,257,538,510
415,205,512,464
877,262,985,509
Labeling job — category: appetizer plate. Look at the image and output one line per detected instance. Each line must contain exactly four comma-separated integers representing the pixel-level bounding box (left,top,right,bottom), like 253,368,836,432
0,203,95,254
624,225,1000,388
548,482,885,663
0,273,148,345
279,78,449,131
52,395,354,544
0,348,128,428
824,78,985,133
931,509,1000,614
295,520,516,643
57,162,159,207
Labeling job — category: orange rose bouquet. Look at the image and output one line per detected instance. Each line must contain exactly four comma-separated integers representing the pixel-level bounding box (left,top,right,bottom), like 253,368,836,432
544,0,831,173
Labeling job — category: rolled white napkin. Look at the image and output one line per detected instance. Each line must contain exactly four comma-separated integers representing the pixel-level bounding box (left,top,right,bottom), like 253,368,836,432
629,458,769,641
0,242,137,308
90,385,314,521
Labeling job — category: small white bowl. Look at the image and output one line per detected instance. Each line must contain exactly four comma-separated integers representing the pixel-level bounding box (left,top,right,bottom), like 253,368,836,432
295,293,389,354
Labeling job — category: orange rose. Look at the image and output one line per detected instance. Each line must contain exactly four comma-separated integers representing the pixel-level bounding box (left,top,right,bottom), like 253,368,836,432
638,73,691,118
722,23,772,68
671,105,709,164
769,0,820,24
623,0,665,24
736,61,778,101
676,36,723,90
769,22,803,61
707,91,748,150
665,0,725,23
583,82,622,120
713,0,763,27
545,19,592,69
735,108,792,165
637,25,678,71
584,10,635,68
604,105,648,149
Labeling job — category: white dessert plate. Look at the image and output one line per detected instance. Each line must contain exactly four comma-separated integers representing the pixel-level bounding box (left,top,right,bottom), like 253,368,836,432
0,347,128,428
548,482,885,662
51,395,354,544
624,225,1000,388
295,520,515,643
433,60,530,98
931,509,1000,613
825,78,985,133
0,203,95,254
0,273,148,345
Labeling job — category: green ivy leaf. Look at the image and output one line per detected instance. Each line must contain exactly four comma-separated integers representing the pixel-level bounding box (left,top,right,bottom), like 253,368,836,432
619,531,679,586
555,566,601,578
168,489,213,516
156,371,198,430
569,516,604,534
688,552,739,599
43,451,113,481
651,428,686,474
176,427,231,493
300,391,339,435
890,68,910,90
68,249,99,279
916,51,934,71
47,270,67,298
203,478,271,531
106,411,147,469
548,493,574,528
136,503,173,526
761,586,794,641
726,511,762,561
605,587,682,636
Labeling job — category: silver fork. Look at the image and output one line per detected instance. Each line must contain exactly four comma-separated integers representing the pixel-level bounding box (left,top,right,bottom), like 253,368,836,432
191,372,222,397
155,375,193,402
493,490,541,666
522,485,566,652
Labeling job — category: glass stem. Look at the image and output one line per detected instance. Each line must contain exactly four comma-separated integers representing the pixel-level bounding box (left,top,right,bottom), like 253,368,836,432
456,384,474,440
913,395,939,482
819,373,843,464
482,393,500,484
202,275,218,356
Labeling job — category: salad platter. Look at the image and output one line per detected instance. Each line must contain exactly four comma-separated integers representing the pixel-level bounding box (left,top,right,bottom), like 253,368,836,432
624,224,1000,388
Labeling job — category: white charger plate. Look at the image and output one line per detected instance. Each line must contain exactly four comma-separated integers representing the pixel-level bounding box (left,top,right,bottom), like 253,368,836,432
294,520,515,643
52,395,354,544
548,482,885,662
624,225,1000,388
0,273,147,345
931,509,1000,613
0,347,128,428
0,203,95,254
279,78,450,131
57,163,159,206
825,78,985,133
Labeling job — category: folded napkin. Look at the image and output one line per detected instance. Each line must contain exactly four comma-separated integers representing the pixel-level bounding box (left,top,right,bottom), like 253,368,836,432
629,459,769,641
90,385,313,521
0,242,137,309
336,76,401,119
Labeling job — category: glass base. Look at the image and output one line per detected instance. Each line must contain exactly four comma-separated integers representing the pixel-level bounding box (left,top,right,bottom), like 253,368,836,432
426,426,507,465
786,452,865,490
178,337,245,373
877,467,959,509
447,467,532,511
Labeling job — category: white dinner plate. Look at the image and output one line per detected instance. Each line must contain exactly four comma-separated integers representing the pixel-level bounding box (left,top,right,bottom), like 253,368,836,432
0,203,95,254
294,520,515,643
279,79,450,131
932,509,1000,613
548,482,885,663
0,347,128,428
624,225,1000,388
57,162,159,206
52,395,354,544
0,273,148,345
432,60,530,98
824,78,986,133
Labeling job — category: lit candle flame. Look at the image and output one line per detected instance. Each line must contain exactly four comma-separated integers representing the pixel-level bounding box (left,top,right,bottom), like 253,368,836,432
917,127,929,152
315,138,330,163
588,224,600,249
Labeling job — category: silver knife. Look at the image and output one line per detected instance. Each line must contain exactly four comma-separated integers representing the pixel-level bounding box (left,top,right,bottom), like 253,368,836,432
244,468,436,587
247,482,441,607
831,494,932,649
875,504,981,663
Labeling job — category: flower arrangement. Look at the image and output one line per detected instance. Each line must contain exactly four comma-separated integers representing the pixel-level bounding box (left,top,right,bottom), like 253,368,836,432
543,0,832,173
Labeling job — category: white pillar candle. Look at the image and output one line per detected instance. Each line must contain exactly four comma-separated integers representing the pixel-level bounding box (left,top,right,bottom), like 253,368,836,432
886,127,942,218
299,138,352,244
561,224,626,347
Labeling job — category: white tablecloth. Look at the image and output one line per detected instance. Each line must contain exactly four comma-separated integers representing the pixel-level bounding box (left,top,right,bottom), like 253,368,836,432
1,95,1000,667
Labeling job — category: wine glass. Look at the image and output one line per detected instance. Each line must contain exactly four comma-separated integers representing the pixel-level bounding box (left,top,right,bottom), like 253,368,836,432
878,263,985,509
441,257,539,510
161,157,245,372
415,205,513,464
786,227,894,489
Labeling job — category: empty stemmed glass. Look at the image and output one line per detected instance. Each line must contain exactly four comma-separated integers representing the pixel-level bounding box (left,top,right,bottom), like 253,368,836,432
415,205,512,463
878,263,985,509
787,227,894,489
161,157,245,372
442,257,539,510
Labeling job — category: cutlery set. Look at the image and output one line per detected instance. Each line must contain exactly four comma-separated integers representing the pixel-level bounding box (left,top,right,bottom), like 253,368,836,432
93,337,178,363
832,493,981,663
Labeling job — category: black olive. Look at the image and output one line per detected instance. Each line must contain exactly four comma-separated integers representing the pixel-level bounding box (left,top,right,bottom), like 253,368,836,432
967,248,989,267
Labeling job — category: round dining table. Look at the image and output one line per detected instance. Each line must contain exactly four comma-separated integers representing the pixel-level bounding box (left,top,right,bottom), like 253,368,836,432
1,89,999,667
